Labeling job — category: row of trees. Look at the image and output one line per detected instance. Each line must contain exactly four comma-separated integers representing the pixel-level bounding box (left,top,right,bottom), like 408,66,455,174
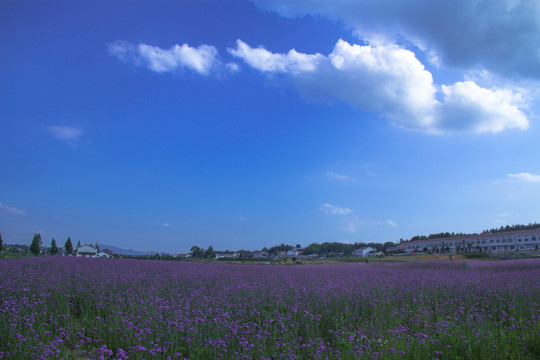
187,241,399,259
407,232,466,242
28,234,79,256
486,223,540,233
189,245,215,259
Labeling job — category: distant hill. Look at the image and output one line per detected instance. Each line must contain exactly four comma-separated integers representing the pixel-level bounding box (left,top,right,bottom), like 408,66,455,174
99,244,157,256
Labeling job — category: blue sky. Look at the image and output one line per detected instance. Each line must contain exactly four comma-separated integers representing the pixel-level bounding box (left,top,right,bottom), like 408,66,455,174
1,0,540,253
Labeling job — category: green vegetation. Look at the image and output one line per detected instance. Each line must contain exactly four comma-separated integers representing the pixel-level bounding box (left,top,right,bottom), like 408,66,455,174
29,233,42,255
64,236,73,255
50,238,59,255
486,222,540,233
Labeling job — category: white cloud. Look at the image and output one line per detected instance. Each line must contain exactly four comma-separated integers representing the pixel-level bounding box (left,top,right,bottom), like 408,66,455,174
107,40,134,62
108,41,222,75
161,222,171,228
326,171,350,180
319,203,353,215
508,173,540,183
0,202,26,216
228,39,323,73
386,220,398,227
437,81,528,133
138,43,218,75
252,0,540,80
230,39,529,134
48,126,83,140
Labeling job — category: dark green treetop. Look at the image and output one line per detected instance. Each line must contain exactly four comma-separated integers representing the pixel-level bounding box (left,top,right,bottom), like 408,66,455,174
50,238,59,255
64,237,73,255
30,233,42,255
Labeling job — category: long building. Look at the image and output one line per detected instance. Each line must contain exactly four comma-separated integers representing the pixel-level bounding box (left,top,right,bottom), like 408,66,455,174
399,228,540,253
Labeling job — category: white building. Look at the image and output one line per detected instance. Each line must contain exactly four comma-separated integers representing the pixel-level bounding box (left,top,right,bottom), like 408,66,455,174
353,247,375,257
253,251,269,258
399,229,540,254
76,244,98,257
97,249,113,258
287,249,304,256
214,251,239,259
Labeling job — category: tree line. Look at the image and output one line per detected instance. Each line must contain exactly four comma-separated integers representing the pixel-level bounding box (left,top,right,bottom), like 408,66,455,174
188,241,397,258
485,223,540,233
403,222,540,243
11,233,81,256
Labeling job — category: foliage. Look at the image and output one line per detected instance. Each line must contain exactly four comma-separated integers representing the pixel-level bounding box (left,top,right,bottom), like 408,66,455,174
64,237,73,255
205,246,215,259
190,245,205,258
50,238,59,255
29,233,42,255
486,222,540,233
267,243,294,255
0,232,3,252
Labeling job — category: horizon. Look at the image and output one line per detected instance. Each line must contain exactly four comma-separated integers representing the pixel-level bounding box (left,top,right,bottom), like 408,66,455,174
2,0,540,254
4,222,539,254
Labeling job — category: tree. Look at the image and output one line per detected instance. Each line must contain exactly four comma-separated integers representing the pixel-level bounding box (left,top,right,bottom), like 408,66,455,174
30,233,42,255
0,232,3,253
64,237,73,255
50,238,59,255
205,246,215,259
190,245,204,258
76,240,81,248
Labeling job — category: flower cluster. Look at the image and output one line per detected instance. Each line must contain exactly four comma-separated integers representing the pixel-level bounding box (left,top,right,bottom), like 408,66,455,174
0,257,539,359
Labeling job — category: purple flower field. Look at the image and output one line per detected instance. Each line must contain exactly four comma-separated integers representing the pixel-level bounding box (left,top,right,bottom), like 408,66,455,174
1,257,539,359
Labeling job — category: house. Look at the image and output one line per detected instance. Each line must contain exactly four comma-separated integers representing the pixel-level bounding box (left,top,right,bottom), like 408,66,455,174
76,244,98,257
97,249,113,258
253,250,269,258
214,251,239,259
287,249,304,256
352,247,375,257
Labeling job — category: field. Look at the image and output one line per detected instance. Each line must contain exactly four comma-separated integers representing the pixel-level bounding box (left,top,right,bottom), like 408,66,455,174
1,258,539,359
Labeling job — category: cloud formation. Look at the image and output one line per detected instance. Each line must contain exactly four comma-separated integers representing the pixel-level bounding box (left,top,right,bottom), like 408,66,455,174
319,204,398,232
108,41,230,75
0,202,26,216
326,171,350,180
386,220,398,227
230,39,528,134
319,203,353,216
48,126,83,140
228,39,323,73
252,0,540,80
508,173,540,183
